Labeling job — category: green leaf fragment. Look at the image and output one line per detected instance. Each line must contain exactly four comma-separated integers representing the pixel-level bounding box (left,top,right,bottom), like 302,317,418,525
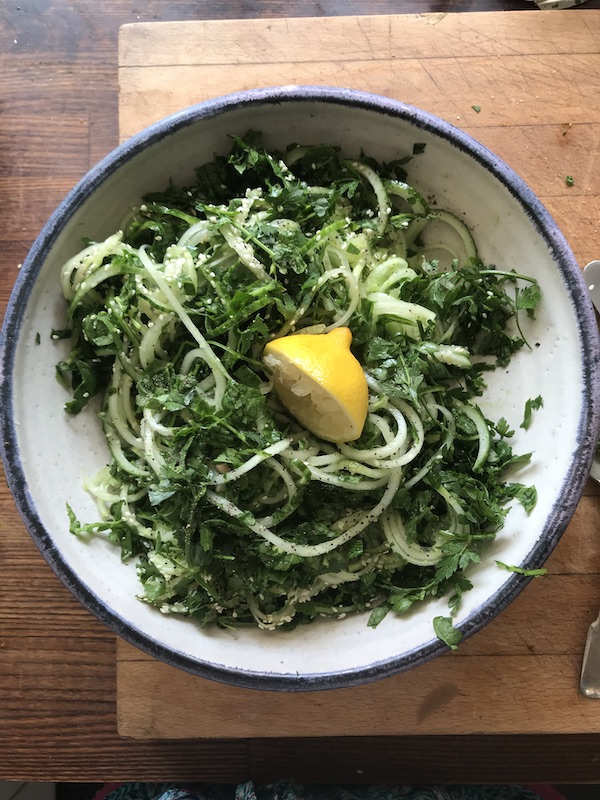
496,561,547,578
433,616,463,649
367,606,390,628
521,395,543,430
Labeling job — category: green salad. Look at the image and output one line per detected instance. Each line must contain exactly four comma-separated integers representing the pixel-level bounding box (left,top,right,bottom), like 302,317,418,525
55,132,541,643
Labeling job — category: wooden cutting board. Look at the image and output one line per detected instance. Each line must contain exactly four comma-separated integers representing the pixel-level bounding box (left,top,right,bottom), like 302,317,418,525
116,11,600,739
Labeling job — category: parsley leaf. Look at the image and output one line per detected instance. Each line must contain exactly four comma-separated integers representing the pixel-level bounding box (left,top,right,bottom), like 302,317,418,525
433,616,463,649
521,395,543,430
496,561,547,578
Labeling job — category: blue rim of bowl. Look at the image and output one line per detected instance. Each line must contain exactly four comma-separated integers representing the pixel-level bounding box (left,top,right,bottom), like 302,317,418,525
1,85,599,691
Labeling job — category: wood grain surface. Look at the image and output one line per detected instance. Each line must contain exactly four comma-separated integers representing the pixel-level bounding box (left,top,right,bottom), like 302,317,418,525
2,0,600,784
119,12,600,268
116,9,600,741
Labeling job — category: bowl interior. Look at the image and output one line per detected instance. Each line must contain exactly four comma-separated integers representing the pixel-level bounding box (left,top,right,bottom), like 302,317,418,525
3,89,599,689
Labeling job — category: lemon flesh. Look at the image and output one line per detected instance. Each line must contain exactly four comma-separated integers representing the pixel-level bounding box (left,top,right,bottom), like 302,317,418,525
263,327,368,443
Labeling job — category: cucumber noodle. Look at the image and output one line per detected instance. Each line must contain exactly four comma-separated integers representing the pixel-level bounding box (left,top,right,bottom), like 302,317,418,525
56,133,540,636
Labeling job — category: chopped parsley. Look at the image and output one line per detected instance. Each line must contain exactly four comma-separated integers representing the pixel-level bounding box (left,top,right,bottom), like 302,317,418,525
433,616,463,649
521,395,543,430
56,132,541,644
496,561,548,578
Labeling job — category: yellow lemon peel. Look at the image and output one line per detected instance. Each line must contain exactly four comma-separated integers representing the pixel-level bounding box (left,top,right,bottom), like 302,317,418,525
263,327,369,443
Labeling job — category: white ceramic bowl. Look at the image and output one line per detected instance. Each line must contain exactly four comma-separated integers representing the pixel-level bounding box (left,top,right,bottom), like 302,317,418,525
2,86,599,690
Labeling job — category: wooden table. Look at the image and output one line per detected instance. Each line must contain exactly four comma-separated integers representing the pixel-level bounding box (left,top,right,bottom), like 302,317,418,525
2,0,600,785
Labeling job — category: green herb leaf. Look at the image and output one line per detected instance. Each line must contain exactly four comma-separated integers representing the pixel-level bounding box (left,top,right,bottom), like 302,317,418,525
496,561,547,578
521,395,543,430
367,606,390,628
433,616,463,650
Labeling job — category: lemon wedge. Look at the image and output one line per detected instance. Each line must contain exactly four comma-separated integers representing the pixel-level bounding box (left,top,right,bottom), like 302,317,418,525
263,327,369,443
